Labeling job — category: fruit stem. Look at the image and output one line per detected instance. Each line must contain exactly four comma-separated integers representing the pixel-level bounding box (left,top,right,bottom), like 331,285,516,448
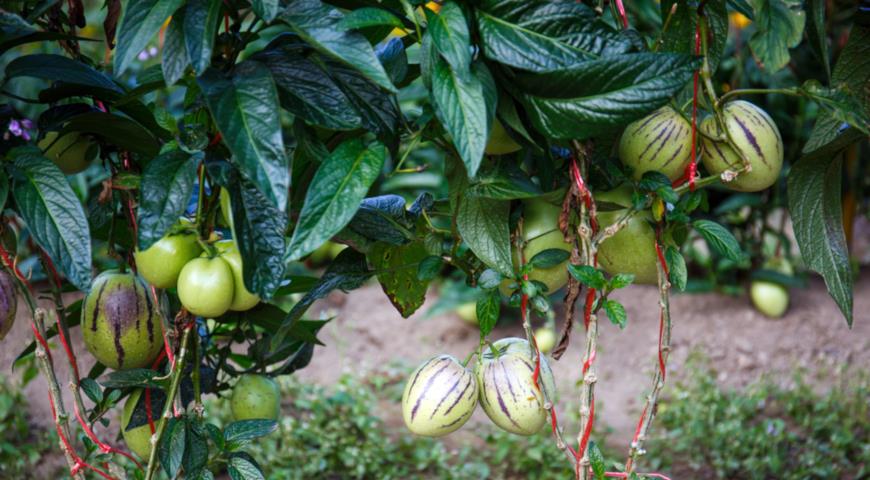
715,87,800,109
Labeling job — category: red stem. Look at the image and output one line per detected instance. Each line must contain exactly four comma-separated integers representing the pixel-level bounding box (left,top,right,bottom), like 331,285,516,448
614,0,629,29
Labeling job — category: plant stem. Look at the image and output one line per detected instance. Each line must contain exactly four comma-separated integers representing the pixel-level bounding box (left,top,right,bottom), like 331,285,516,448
716,88,798,109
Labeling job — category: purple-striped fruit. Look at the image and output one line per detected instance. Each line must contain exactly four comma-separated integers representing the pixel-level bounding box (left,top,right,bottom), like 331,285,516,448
595,186,658,285
82,272,163,370
231,374,281,421
619,106,692,181
0,271,17,340
402,355,478,437
134,232,202,289
700,101,783,192
477,338,556,435
121,389,154,460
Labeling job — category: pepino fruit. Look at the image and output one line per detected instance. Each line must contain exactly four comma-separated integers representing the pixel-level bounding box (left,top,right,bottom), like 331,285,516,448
619,106,693,181
700,100,783,192
121,389,154,460
456,302,478,324
82,272,163,370
230,374,281,421
134,232,202,289
534,328,556,354
38,131,98,174
215,240,260,311
750,281,789,318
177,256,235,318
477,337,556,435
402,355,478,437
0,271,16,341
595,185,658,284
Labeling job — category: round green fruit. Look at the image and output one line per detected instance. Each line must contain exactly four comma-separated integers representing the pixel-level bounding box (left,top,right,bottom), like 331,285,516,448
121,389,154,460
534,328,556,354
177,256,235,318
134,233,202,289
38,131,98,174
230,374,281,421
750,281,789,318
485,119,522,155
700,100,783,192
477,338,556,435
215,240,260,311
402,355,478,437
0,271,17,341
619,106,692,181
456,302,478,324
595,186,658,285
82,272,163,370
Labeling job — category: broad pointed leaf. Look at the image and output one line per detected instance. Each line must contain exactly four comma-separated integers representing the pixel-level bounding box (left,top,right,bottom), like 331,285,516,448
425,1,471,76
184,0,221,75
115,0,184,76
368,241,430,317
162,11,189,86
137,150,199,250
251,0,280,22
748,0,806,72
5,53,122,94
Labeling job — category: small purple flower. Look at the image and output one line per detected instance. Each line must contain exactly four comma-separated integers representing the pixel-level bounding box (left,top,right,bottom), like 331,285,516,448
137,50,150,61
7,118,32,141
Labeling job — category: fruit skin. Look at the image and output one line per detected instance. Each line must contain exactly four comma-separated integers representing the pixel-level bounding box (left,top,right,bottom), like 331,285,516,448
402,355,478,437
134,233,202,289
121,389,154,460
750,281,789,318
177,256,235,318
477,338,556,435
81,272,163,370
215,240,260,311
230,374,281,421
700,100,783,192
534,328,556,354
456,302,478,324
38,131,98,174
0,271,17,341
485,119,522,155
594,186,659,285
619,106,693,181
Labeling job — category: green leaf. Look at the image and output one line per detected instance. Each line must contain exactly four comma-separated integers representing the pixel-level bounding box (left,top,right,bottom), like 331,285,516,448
369,241,431,317
477,290,500,337
665,245,687,291
659,0,728,73
224,419,278,445
339,8,404,30
184,418,210,473
80,377,103,404
798,81,869,135
453,177,513,276
727,0,755,19
608,273,634,290
588,441,606,480
137,150,199,250
251,0,280,22
430,56,494,177
478,269,502,289
198,61,288,210
467,166,543,199
184,0,222,75
0,171,9,213
426,1,472,76
529,248,570,269
4,53,122,94
603,299,627,328
228,453,265,480
159,417,186,479
286,138,385,261
692,219,743,262
417,256,443,281
57,111,161,157
0,12,97,54
346,194,419,246
476,0,631,72
519,53,701,139
805,0,830,82
100,369,163,389
787,133,855,326
748,0,806,72
568,265,606,290
279,0,396,93
161,11,189,86
11,147,92,291
115,0,184,75
124,388,167,431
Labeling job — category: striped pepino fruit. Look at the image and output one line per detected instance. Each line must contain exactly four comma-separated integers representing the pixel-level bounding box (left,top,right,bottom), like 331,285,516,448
700,100,783,192
402,355,478,437
619,106,693,181
82,271,163,370
0,271,17,340
476,337,556,435
595,185,658,284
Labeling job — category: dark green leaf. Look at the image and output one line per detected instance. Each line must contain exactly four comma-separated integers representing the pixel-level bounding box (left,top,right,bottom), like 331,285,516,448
100,369,163,389
426,1,471,76
162,11,189,86
727,0,755,19
693,219,743,261
228,453,265,480
11,147,92,291
589,441,606,480
251,0,280,22
751,269,806,288
224,419,278,445
4,53,122,94
369,241,431,317
286,138,386,260
137,150,199,250
183,419,210,475
377,37,408,85
468,166,543,199
453,180,513,276
339,8,404,30
58,111,160,157
80,377,103,404
346,194,416,245
159,417,186,479
608,273,634,290
184,0,222,75
477,290,500,337
603,299,627,328
115,0,184,75
568,265,607,290
199,61,288,209
748,0,805,72
805,0,830,81
520,53,700,139
478,269,502,290
417,256,443,281
0,12,97,54
529,248,570,269
799,80,869,135
665,245,687,291
279,0,396,93
124,388,166,431
659,0,727,73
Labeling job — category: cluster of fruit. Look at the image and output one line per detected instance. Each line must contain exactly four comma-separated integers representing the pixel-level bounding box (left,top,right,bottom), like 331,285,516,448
401,338,556,437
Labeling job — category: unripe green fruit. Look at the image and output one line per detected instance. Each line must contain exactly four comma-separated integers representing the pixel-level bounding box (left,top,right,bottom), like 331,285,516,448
82,272,163,370
38,131,98,174
215,240,260,311
0,271,17,341
619,106,693,181
121,389,154,460
485,119,522,155
750,281,789,318
534,328,556,354
177,256,234,318
220,189,234,231
134,233,202,289
230,374,281,421
456,302,478,324
595,186,658,285
700,100,783,192
477,338,555,435
402,355,478,437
